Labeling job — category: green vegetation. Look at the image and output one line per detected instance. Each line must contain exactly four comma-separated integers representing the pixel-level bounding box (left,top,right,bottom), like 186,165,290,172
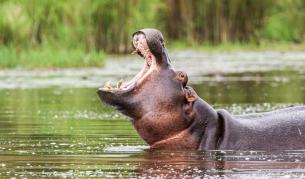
169,41,305,52
0,0,305,68
0,47,105,68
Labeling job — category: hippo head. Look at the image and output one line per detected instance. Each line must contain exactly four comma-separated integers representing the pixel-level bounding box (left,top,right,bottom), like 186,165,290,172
97,29,219,149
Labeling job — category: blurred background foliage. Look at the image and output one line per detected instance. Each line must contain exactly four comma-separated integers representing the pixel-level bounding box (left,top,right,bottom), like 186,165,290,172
0,0,305,67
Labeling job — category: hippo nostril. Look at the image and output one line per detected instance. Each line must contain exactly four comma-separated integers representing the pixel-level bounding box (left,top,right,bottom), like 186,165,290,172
133,35,139,42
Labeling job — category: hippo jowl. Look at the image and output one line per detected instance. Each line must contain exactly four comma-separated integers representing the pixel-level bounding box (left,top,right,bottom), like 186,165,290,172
97,28,305,151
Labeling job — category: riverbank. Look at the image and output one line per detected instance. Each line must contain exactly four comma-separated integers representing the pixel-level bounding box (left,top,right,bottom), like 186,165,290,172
1,43,305,69
169,41,305,52
0,47,106,69
1,51,305,89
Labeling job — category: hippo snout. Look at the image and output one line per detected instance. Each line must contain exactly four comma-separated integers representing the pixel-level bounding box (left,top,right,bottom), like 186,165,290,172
97,88,114,105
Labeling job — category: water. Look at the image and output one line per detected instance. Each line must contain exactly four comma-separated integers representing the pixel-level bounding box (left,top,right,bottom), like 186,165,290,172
1,51,305,178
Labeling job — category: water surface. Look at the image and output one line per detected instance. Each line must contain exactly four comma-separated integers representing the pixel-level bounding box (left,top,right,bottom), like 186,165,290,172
1,51,305,178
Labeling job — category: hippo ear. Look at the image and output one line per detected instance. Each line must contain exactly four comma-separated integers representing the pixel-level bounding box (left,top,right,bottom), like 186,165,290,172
185,88,197,102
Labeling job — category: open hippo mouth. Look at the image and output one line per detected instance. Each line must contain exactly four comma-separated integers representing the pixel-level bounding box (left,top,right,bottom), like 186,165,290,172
98,31,159,93
97,28,172,112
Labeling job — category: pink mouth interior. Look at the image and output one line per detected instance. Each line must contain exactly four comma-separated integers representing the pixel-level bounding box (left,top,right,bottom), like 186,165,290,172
102,33,156,91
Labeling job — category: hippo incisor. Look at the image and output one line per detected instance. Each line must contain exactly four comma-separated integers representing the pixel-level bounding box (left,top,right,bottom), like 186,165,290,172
97,28,305,151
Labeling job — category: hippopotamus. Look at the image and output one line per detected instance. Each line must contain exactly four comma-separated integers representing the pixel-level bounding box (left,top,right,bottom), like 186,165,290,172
97,28,305,151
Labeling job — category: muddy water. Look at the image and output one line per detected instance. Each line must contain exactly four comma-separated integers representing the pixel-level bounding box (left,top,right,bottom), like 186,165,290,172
1,51,305,178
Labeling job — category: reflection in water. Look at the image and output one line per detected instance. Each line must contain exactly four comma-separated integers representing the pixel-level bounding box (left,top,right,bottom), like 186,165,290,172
136,150,305,178
0,52,305,177
193,71,305,104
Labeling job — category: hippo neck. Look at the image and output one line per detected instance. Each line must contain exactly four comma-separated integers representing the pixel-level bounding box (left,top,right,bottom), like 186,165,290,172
150,99,220,150
192,98,220,150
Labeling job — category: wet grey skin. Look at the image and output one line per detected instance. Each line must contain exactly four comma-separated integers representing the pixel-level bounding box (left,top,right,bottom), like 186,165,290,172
97,28,305,151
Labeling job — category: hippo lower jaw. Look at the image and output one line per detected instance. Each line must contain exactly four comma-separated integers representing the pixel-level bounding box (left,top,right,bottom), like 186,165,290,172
96,62,155,106
98,56,155,93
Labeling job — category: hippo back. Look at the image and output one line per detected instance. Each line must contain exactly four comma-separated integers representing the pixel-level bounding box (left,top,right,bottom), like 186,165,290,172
216,106,305,151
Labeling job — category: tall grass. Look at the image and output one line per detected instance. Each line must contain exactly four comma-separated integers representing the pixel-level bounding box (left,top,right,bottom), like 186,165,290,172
0,0,305,68
1,0,305,52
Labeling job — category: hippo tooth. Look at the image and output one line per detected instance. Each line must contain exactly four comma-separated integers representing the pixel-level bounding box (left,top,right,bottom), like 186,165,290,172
131,50,137,54
117,79,123,89
104,81,112,89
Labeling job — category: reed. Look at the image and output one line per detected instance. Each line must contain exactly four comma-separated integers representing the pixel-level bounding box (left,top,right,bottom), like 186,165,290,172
0,0,304,65
0,47,105,68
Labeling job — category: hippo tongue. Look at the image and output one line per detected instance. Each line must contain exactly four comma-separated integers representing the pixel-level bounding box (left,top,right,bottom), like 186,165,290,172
146,55,152,67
